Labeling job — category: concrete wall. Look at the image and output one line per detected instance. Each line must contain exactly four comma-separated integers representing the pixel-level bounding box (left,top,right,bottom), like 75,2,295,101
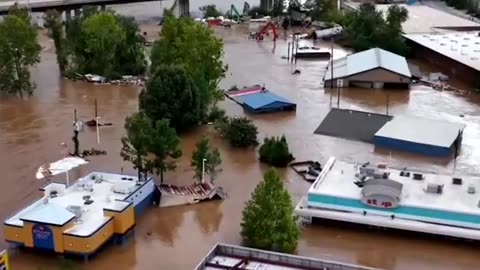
407,40,480,87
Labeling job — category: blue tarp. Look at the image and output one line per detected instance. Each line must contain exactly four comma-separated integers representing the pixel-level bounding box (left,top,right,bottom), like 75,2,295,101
235,91,296,113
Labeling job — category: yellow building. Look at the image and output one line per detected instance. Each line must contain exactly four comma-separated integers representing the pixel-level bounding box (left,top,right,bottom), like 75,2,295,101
0,249,9,270
3,172,158,260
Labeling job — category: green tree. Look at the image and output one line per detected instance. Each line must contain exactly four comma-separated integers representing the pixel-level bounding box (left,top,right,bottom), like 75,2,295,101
146,118,182,183
247,6,269,18
113,15,147,76
303,0,335,20
139,65,202,133
271,0,285,17
81,12,125,77
258,136,294,167
207,106,228,123
191,137,222,183
121,112,153,180
199,4,221,18
241,168,300,253
44,10,67,76
151,14,226,121
215,117,258,148
0,4,41,97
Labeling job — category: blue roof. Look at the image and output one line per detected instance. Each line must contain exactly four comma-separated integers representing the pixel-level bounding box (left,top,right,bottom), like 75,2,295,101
238,91,295,110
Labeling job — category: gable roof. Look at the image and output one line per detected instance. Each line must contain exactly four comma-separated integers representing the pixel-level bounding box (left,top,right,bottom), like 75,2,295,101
324,48,411,81
239,91,295,110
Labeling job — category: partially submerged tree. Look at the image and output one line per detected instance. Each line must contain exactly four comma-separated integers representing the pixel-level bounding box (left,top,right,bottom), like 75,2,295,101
259,136,294,167
303,0,335,21
121,112,182,182
121,112,154,180
215,117,258,148
241,168,300,253
139,65,202,133
191,137,222,184
146,118,182,183
0,4,41,97
151,14,226,121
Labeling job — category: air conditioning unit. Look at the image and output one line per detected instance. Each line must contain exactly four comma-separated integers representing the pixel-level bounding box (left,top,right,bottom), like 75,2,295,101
67,205,83,219
425,183,443,194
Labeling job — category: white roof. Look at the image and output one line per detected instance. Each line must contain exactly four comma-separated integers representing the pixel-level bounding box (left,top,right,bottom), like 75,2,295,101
5,172,149,237
324,48,411,81
403,32,480,71
375,4,480,34
309,159,480,217
375,116,466,148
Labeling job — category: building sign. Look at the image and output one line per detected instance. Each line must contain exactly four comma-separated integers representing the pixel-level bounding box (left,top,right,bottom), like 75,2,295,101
0,249,9,270
32,224,54,250
361,196,398,209
336,79,344,88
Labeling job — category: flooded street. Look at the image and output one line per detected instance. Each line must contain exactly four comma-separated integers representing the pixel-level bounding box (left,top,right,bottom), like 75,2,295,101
2,5,480,269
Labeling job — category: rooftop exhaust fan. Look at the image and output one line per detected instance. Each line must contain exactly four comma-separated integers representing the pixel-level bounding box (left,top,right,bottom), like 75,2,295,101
452,177,462,185
413,173,424,180
468,185,476,194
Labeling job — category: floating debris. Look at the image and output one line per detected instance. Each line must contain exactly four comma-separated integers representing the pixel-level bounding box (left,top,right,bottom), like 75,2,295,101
83,74,146,86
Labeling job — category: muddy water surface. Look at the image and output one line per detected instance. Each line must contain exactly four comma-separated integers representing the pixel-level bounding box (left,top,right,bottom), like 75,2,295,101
1,23,480,270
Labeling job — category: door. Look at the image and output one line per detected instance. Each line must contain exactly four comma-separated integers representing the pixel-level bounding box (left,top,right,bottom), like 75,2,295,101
32,224,55,250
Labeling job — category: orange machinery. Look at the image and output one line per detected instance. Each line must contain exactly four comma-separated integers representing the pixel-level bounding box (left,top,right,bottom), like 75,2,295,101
252,21,279,41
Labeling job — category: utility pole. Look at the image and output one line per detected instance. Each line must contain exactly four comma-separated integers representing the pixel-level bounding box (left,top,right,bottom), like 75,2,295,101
329,41,334,107
201,158,207,184
72,109,80,156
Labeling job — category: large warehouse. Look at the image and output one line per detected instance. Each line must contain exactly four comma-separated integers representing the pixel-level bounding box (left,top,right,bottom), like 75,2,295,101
323,48,412,89
374,116,466,157
404,31,480,87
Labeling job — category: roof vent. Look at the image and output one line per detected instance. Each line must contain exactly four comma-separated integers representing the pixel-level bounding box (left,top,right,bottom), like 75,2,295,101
472,57,478,60
468,185,476,194
452,177,462,185
464,37,470,40
462,44,468,47
425,183,443,194
400,171,410,177
440,43,446,46
474,49,480,52
413,173,424,180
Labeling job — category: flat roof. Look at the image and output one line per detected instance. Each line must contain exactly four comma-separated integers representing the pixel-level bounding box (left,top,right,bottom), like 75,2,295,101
375,4,480,34
324,48,411,81
194,243,382,270
403,31,480,71
5,172,150,236
309,158,480,217
374,115,466,148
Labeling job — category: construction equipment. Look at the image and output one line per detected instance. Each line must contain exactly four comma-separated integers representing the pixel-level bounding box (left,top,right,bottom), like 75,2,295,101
228,4,242,21
249,21,279,41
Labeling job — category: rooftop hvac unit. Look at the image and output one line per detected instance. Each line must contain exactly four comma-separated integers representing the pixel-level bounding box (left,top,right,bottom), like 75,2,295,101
468,185,476,194
452,177,462,185
400,171,410,177
66,205,83,218
425,183,443,194
113,182,135,194
413,173,424,180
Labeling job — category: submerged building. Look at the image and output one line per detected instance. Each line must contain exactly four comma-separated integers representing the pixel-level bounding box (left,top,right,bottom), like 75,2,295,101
194,243,382,270
296,157,480,240
3,172,158,260
323,48,412,89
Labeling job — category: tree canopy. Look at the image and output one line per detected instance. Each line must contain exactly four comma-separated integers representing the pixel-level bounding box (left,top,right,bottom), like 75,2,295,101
44,8,146,79
120,112,181,182
139,64,202,133
0,4,41,97
215,117,258,148
191,137,222,183
241,168,300,253
199,4,221,18
303,0,335,21
258,136,294,167
339,3,410,56
151,14,226,121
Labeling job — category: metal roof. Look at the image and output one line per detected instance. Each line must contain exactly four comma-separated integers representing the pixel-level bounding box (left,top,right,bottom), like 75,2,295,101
194,243,383,270
236,91,295,110
374,115,466,148
324,48,411,81
314,108,393,142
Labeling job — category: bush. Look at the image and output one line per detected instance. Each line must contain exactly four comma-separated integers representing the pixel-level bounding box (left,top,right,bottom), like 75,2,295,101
207,106,227,123
215,117,258,147
259,136,294,167
241,168,300,253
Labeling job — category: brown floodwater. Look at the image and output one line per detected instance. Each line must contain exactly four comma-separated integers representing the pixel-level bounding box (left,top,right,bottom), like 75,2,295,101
2,23,480,270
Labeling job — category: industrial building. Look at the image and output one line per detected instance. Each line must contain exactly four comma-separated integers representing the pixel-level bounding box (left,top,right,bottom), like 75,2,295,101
323,48,412,89
374,116,466,157
404,31,480,87
225,86,296,114
194,243,382,270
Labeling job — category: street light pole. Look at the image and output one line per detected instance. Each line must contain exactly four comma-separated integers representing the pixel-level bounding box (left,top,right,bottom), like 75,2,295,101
201,158,207,184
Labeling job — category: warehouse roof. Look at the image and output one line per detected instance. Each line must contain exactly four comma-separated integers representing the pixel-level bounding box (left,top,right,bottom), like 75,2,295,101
324,48,411,81
240,91,295,110
375,116,466,148
314,108,393,142
403,32,480,71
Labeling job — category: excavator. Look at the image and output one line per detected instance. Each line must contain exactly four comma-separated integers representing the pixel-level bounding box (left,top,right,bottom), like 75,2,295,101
226,2,250,23
248,21,279,41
